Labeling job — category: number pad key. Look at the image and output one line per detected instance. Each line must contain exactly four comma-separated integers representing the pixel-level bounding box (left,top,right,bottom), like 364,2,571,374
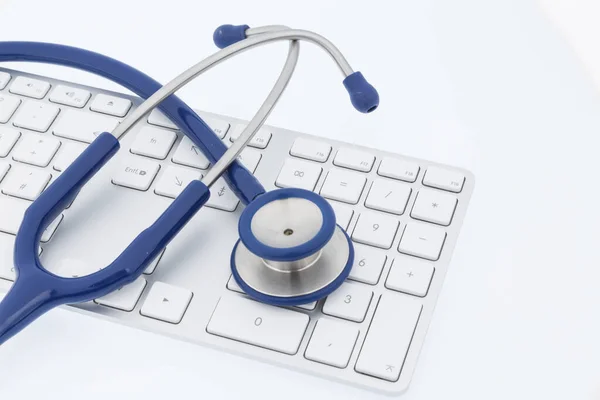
348,244,386,285
352,211,399,249
305,319,359,368
320,168,366,204
386,257,434,297
323,282,372,322
207,295,310,355
411,189,457,226
275,158,322,191
327,201,353,230
398,222,446,261
365,179,411,215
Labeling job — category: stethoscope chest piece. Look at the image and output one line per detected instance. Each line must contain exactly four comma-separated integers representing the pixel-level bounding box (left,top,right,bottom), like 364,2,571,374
231,188,354,306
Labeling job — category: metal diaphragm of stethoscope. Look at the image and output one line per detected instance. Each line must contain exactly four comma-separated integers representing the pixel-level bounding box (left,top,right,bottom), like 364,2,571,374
0,24,378,345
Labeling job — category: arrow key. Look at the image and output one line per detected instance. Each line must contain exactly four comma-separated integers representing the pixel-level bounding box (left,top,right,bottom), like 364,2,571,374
141,282,193,324
154,165,202,199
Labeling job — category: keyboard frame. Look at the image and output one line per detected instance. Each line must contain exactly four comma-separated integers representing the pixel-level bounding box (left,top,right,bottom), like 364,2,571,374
0,67,475,396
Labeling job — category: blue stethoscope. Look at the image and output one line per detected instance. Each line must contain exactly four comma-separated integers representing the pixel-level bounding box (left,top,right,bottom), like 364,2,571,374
0,24,378,345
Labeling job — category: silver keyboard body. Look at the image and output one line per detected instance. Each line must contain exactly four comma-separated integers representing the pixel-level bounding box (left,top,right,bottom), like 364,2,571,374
0,67,474,396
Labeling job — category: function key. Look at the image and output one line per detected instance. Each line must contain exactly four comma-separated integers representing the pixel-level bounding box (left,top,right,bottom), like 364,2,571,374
0,72,11,90
290,137,331,163
422,166,465,193
200,115,230,139
90,93,132,117
333,148,375,172
378,157,420,182
9,76,51,99
229,124,272,149
49,85,91,108
130,126,177,160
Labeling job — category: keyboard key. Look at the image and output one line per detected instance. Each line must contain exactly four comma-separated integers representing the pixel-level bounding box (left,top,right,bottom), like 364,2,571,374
334,148,375,172
141,282,193,324
90,93,132,117
40,214,63,243
12,133,61,167
207,295,310,355
322,281,372,322
229,124,272,149
144,248,166,275
305,319,359,368
296,301,317,311
0,127,20,157
239,148,261,173
49,85,91,108
0,235,41,281
348,244,386,285
51,258,98,278
365,179,411,215
172,136,210,170
411,189,457,226
201,115,230,139
352,211,399,249
1,165,51,200
130,126,177,160
0,72,10,89
355,294,422,381
9,76,50,99
320,168,366,204
0,195,29,235
398,223,446,261
53,141,86,171
12,100,59,132
148,109,177,129
0,94,21,123
0,162,9,182
422,166,465,193
275,158,322,191
53,109,119,143
386,257,434,297
94,277,147,311
111,157,160,191
290,137,331,162
328,200,353,230
154,165,202,199
206,178,239,212
378,158,420,182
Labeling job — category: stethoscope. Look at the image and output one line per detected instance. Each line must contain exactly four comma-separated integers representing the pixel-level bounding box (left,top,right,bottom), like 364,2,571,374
0,24,378,345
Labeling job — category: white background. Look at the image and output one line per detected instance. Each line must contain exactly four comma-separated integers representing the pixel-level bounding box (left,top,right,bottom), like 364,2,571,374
0,0,599,399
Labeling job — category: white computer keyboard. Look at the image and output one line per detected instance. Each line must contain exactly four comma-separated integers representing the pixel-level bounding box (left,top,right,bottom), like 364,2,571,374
0,67,474,395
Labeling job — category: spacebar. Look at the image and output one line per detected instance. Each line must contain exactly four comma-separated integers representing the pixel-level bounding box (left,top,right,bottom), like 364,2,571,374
207,295,309,355
355,294,422,381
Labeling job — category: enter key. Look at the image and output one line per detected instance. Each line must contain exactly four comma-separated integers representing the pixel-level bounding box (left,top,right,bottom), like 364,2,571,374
355,293,422,381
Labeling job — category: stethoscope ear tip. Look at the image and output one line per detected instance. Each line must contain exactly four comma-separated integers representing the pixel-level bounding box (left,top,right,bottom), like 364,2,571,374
213,24,251,49
343,71,379,113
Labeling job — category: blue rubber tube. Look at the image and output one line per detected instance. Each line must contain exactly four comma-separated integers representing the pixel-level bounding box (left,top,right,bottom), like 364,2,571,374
0,41,265,204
